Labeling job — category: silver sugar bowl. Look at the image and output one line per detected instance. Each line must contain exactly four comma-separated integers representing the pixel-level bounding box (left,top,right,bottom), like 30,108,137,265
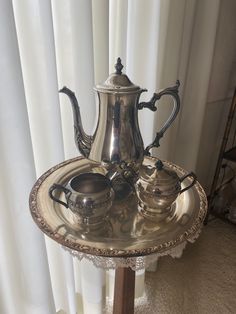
49,173,114,225
135,160,197,221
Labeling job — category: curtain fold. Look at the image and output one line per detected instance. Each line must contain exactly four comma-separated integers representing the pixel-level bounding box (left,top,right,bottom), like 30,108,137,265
126,0,161,147
92,0,109,84
1,0,235,313
151,0,196,160
109,0,128,70
174,0,221,171
12,1,77,312
0,0,55,313
52,0,96,159
52,1,108,313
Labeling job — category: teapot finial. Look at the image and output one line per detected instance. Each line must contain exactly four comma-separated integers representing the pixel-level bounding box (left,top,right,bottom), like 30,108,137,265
115,57,123,74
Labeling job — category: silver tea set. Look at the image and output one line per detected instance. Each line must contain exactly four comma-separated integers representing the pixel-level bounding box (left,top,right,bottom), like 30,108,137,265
49,58,196,225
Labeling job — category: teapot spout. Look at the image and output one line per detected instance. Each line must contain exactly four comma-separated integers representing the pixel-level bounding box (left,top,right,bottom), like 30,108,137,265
59,86,92,158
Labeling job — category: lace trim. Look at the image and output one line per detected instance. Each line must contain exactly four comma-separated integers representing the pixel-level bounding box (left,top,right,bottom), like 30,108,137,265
62,225,203,270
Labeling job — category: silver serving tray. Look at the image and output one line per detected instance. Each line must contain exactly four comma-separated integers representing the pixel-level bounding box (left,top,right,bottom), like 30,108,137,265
29,156,207,257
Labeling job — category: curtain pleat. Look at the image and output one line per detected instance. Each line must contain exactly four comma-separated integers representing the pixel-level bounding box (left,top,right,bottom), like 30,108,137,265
109,0,128,70
92,0,109,84
126,0,161,148
0,182,25,314
12,1,78,312
52,0,96,159
52,1,108,313
80,260,106,314
12,0,65,173
60,250,77,314
0,0,55,313
151,0,191,160
174,0,221,171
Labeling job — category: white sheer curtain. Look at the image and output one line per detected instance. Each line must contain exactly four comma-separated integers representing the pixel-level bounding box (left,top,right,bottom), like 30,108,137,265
0,0,235,313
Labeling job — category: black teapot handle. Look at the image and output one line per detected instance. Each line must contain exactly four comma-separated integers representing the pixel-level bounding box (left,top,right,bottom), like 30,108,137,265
49,184,70,208
138,80,180,155
179,172,197,194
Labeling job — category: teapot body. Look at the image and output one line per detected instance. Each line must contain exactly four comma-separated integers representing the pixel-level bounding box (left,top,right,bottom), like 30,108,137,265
89,90,144,169
59,58,180,176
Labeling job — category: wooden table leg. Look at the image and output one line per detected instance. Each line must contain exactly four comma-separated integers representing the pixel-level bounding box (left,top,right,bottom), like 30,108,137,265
113,267,135,314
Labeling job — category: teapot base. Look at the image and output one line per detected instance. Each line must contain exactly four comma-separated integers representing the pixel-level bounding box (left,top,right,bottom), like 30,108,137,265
72,212,109,227
138,201,174,222
112,178,133,200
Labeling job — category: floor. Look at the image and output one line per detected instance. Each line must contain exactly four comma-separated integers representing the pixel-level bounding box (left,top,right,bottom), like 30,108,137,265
57,219,236,314
135,218,236,314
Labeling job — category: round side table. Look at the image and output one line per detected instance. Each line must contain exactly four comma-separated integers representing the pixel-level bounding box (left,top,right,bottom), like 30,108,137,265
29,156,207,314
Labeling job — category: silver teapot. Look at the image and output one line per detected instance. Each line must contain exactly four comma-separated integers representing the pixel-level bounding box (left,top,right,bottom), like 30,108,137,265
135,160,197,221
59,58,180,172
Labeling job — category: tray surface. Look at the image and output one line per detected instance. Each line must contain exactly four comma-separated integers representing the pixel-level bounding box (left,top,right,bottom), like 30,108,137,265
29,156,207,257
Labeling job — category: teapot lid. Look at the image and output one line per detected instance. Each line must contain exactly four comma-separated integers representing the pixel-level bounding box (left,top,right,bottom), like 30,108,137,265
140,160,180,186
95,58,142,93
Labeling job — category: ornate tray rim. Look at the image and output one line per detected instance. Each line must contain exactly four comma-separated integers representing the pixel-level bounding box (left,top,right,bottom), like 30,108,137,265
29,157,207,258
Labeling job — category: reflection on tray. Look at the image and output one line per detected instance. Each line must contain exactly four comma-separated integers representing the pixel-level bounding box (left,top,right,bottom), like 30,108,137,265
54,190,193,242
30,156,207,256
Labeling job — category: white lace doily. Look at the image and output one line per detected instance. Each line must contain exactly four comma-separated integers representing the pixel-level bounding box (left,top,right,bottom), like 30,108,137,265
62,227,203,270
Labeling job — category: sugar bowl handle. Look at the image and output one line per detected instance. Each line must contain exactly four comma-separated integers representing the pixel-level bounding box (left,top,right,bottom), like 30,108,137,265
179,172,197,194
138,80,180,155
49,184,70,208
